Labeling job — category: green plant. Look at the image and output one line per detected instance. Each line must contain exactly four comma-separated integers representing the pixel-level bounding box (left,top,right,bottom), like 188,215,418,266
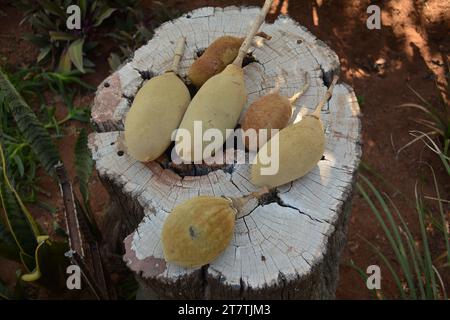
355,173,449,299
0,67,69,290
18,0,120,73
107,1,180,71
0,66,94,199
396,84,450,175
106,2,152,71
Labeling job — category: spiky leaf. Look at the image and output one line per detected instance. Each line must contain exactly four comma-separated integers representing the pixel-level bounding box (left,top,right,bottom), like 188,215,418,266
0,181,36,262
0,279,11,300
74,128,93,204
0,68,60,176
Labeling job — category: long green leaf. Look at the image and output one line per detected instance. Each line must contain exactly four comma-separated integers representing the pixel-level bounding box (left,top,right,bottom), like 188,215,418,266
356,185,407,299
0,181,36,261
93,8,117,27
0,145,38,265
385,195,426,299
79,0,87,18
57,48,72,73
38,0,65,17
415,185,438,299
49,31,77,42
0,68,60,176
359,175,417,298
68,39,85,73
427,164,450,266
74,128,93,205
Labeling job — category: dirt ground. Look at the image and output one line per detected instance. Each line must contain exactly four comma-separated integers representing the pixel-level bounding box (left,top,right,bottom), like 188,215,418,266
0,0,449,299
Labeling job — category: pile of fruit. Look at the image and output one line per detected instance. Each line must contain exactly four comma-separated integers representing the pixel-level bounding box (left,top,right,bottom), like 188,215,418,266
123,0,339,268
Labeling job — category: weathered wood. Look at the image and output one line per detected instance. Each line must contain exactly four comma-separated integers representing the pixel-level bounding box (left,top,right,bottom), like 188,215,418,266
89,6,361,299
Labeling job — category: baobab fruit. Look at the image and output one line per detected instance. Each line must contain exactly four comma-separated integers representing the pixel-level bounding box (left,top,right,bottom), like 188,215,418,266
188,32,271,88
251,75,339,188
161,189,268,268
124,37,190,162
241,72,309,151
188,36,243,88
175,0,274,163
161,196,236,268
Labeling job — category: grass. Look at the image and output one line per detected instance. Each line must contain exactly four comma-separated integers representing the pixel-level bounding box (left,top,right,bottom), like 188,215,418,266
355,170,449,299
396,83,450,175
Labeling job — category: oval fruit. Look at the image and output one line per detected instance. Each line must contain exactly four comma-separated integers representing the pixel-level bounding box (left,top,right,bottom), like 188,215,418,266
188,36,243,88
124,38,191,162
241,72,309,151
251,75,339,188
251,115,325,188
175,64,247,163
241,93,292,151
175,0,273,163
162,196,236,268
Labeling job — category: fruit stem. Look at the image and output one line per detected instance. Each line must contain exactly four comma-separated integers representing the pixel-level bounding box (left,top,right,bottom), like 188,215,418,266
229,187,270,219
233,0,273,67
311,75,339,118
167,36,186,74
289,71,310,104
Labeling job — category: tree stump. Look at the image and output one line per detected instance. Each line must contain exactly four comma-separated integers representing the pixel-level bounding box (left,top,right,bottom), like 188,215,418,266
89,6,362,299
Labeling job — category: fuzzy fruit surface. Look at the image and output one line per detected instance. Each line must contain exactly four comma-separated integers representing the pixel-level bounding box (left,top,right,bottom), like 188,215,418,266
124,72,191,162
251,115,325,188
188,36,243,88
162,196,236,268
175,64,247,163
241,93,292,151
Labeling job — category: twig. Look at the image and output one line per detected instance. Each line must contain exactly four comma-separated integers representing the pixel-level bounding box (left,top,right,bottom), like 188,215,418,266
167,37,186,74
55,162,114,299
233,0,273,67
55,162,84,257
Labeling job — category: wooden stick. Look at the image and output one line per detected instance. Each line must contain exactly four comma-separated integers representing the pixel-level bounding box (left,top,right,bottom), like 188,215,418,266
311,75,339,118
233,0,273,67
167,36,186,74
55,162,84,257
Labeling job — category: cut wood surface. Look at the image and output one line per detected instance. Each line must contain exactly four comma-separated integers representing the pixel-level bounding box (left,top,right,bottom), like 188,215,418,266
89,6,362,299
